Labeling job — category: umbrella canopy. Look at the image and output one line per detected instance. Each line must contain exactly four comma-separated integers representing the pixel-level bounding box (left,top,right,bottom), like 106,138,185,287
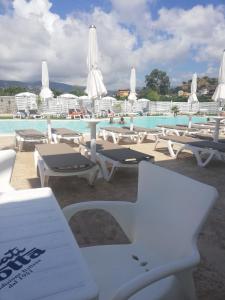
128,67,137,101
85,25,107,101
188,73,198,104
212,50,225,102
40,61,53,99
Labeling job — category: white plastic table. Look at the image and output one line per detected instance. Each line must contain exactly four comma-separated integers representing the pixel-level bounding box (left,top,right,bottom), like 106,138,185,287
0,188,98,300
83,119,100,162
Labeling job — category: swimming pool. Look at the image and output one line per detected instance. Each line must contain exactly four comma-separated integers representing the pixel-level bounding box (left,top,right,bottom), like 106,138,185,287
0,116,207,134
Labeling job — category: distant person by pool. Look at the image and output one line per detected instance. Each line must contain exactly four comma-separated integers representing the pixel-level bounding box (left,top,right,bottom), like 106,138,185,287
119,117,125,124
109,117,114,124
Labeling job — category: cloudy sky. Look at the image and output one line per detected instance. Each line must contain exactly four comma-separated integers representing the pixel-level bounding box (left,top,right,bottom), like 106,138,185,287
0,0,224,89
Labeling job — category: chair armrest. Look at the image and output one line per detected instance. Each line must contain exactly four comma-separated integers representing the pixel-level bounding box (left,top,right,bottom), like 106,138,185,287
63,201,135,241
111,253,200,300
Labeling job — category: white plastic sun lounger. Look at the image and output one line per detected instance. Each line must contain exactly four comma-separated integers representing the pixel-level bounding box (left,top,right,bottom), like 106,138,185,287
155,135,225,167
0,149,16,193
34,143,99,187
99,127,140,144
63,161,218,300
80,140,154,181
123,126,164,142
157,124,199,136
51,127,83,144
15,129,48,151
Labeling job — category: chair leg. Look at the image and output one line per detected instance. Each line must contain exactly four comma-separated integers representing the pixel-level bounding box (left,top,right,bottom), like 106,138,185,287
167,141,177,158
154,138,160,150
112,133,118,144
96,156,110,181
106,164,117,181
18,141,23,152
193,149,215,167
88,166,99,185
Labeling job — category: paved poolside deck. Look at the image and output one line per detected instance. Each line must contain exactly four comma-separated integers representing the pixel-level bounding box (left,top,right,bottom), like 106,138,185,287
1,135,225,300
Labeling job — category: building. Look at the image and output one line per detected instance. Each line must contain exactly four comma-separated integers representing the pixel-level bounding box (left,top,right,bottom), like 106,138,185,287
56,93,79,114
198,88,209,96
116,89,129,98
178,90,190,97
0,96,17,113
15,92,38,111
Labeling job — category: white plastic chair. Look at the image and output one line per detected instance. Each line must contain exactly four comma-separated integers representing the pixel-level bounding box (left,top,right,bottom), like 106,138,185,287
0,149,16,193
63,161,218,300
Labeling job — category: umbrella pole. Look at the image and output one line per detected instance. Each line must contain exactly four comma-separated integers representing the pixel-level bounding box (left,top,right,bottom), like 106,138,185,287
47,115,52,143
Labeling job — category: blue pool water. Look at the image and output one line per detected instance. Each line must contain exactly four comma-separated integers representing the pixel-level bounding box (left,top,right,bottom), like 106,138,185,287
0,116,207,134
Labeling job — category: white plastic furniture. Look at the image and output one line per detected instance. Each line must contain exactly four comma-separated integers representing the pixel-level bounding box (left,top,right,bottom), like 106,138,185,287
154,136,223,167
0,149,16,193
79,143,154,182
63,161,218,300
34,147,99,187
0,188,98,300
99,128,140,144
157,125,198,137
15,132,48,151
52,133,82,144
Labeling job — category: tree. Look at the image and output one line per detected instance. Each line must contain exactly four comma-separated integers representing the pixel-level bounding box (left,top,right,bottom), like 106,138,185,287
52,89,61,97
0,86,26,96
145,69,170,95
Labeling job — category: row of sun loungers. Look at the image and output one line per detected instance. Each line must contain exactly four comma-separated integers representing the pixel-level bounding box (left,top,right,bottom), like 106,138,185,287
14,121,225,174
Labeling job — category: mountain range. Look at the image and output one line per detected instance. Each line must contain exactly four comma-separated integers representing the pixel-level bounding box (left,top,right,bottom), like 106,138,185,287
0,80,84,93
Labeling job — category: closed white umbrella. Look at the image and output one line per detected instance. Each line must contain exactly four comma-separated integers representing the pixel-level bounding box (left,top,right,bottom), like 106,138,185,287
212,50,225,103
84,25,107,161
128,67,137,103
40,61,53,100
188,73,198,104
40,61,53,142
85,25,107,111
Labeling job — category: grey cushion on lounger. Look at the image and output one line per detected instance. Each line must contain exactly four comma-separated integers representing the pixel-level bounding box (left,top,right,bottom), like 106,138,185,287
123,126,160,133
187,140,225,152
160,135,225,151
157,125,198,131
83,140,122,151
101,127,136,134
52,128,81,136
36,143,95,172
82,140,153,163
159,135,201,143
16,129,46,138
99,148,153,164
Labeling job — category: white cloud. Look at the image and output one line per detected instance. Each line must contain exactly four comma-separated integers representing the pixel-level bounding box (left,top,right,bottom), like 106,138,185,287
0,0,224,89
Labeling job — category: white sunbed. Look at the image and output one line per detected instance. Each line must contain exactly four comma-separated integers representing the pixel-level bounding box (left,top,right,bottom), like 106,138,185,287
34,143,99,187
123,126,164,142
99,126,140,144
51,127,83,144
79,140,154,181
15,129,48,151
155,134,225,167
157,124,200,136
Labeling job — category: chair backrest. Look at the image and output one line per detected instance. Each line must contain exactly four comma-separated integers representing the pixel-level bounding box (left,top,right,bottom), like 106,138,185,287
0,150,16,186
134,161,218,261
